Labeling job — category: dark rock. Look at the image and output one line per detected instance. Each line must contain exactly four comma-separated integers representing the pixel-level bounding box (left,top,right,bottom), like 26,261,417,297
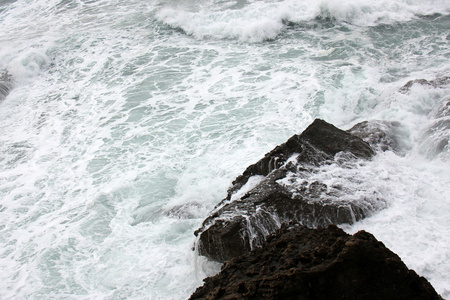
347,120,407,154
0,71,13,101
229,119,374,194
190,224,443,300
399,76,450,93
195,119,379,262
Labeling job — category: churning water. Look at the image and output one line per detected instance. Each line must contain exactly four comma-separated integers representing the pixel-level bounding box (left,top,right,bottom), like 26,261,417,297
0,0,449,298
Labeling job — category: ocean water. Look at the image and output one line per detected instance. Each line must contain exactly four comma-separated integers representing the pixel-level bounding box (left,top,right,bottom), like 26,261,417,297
0,0,449,299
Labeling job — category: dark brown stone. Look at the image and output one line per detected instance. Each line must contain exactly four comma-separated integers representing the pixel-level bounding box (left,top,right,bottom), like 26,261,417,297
190,225,443,300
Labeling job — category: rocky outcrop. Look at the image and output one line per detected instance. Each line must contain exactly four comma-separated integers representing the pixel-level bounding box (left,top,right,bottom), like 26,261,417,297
347,120,407,154
0,71,13,101
195,119,381,262
399,76,450,93
190,224,443,300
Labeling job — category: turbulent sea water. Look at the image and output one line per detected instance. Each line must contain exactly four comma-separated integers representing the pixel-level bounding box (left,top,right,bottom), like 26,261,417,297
0,0,449,299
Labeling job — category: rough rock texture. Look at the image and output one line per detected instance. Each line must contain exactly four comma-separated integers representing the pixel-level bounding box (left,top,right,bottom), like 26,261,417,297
190,224,443,300
229,119,374,194
399,76,450,93
347,120,407,154
0,71,13,101
195,119,378,262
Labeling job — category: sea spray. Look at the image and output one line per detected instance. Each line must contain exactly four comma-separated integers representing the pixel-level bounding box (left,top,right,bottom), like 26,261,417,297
0,0,449,298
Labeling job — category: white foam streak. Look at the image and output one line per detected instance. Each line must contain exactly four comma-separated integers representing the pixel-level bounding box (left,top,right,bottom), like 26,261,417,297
230,175,265,201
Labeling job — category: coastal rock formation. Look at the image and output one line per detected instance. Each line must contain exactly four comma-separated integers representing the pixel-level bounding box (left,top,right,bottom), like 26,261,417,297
0,71,13,101
399,76,450,93
195,119,380,262
347,120,407,154
190,224,443,300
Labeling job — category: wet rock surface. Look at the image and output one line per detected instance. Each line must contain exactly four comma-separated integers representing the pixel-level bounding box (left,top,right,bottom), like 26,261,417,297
399,76,450,93
347,120,407,154
190,224,443,300
195,119,378,262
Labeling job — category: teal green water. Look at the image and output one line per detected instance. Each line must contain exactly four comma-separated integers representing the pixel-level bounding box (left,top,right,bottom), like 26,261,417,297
0,0,449,298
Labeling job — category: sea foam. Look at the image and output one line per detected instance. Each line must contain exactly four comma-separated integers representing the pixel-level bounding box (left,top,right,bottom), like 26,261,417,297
0,0,449,298
157,0,450,42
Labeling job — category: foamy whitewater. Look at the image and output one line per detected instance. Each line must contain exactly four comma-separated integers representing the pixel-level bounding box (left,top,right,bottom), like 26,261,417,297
0,0,449,298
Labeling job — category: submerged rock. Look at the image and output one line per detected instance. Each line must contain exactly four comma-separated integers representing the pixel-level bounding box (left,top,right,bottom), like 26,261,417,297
419,95,450,160
190,224,443,300
195,119,379,262
399,76,450,93
0,71,13,101
347,120,407,154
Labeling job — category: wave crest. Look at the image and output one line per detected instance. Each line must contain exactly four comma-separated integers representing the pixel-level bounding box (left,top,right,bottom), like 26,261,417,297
157,0,450,42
